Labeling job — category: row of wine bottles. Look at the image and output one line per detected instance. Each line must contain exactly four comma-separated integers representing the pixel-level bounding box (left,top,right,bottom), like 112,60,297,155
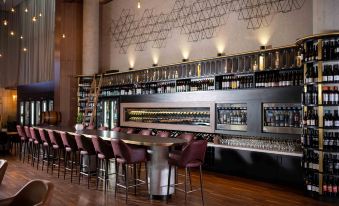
220,75,253,90
305,173,339,197
302,85,339,106
303,38,339,62
323,153,339,175
302,129,339,151
254,70,303,88
264,107,301,128
303,109,339,127
305,64,339,84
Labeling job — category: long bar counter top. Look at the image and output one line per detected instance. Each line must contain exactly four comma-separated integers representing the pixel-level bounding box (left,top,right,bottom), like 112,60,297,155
34,126,187,147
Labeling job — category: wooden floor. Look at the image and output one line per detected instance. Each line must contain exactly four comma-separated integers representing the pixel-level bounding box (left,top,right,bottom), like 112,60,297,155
0,154,336,206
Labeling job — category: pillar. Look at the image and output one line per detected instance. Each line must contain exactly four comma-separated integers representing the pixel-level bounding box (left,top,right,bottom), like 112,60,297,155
313,0,339,34
83,0,99,75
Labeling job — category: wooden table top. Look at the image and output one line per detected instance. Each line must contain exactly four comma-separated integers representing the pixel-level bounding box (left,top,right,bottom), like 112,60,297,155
34,126,187,147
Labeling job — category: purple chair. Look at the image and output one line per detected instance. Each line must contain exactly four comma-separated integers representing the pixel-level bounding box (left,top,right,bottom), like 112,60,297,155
156,131,170,138
29,127,43,169
0,159,8,185
38,128,53,172
60,132,78,183
48,130,64,178
91,135,115,191
111,138,148,202
112,127,121,132
167,140,208,205
138,129,152,136
0,179,54,206
16,125,28,162
75,134,96,188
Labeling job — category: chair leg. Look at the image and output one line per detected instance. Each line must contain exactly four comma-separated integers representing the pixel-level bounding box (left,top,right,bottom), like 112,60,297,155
87,155,91,189
36,144,40,170
188,168,193,191
96,157,99,190
166,165,172,203
105,159,109,191
185,167,188,202
71,152,75,183
115,160,119,197
125,164,128,203
145,162,148,192
47,147,50,174
79,154,82,184
42,146,46,171
64,151,68,180
58,149,62,178
133,163,137,195
51,149,55,175
199,165,204,206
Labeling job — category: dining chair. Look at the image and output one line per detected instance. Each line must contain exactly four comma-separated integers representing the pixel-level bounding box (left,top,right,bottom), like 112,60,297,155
0,179,54,206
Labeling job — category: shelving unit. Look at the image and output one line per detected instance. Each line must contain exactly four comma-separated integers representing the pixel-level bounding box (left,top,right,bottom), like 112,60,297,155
298,32,339,200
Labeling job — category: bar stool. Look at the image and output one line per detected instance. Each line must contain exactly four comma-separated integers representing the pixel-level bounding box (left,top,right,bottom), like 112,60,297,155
138,129,152,136
60,132,79,183
167,140,208,205
75,134,96,188
48,130,65,178
16,125,28,161
121,128,135,134
112,127,121,132
91,135,115,191
156,131,170,138
172,133,194,154
29,127,43,169
111,138,148,202
23,126,32,163
38,128,53,173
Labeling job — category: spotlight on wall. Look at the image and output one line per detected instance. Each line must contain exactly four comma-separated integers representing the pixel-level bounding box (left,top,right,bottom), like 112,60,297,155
217,52,225,57
129,68,134,71
9,31,15,36
137,0,141,9
32,16,37,22
182,58,189,62
3,20,8,26
0,54,2,58
24,8,28,13
62,33,66,38
152,63,158,67
23,47,27,52
12,95,17,101
260,45,272,50
20,35,23,39
11,8,15,13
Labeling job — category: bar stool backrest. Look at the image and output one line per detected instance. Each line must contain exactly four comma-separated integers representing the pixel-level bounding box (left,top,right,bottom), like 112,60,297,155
0,159,8,185
24,126,31,138
112,127,121,132
91,135,113,157
60,132,78,151
29,127,42,143
156,131,170,138
139,129,152,136
38,129,52,145
75,134,96,155
48,130,64,149
180,140,208,167
16,125,26,139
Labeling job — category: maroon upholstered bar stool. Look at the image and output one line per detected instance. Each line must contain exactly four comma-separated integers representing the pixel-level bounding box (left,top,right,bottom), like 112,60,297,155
23,126,33,163
60,132,79,183
87,124,95,130
16,125,28,161
112,127,121,132
75,134,96,188
29,127,43,169
167,140,208,205
121,127,135,134
111,138,148,202
156,131,170,138
48,130,64,178
38,128,53,172
138,129,152,136
98,126,108,131
91,135,115,191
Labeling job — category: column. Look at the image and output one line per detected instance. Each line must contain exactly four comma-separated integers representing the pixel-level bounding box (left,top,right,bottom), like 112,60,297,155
83,0,100,75
313,0,339,34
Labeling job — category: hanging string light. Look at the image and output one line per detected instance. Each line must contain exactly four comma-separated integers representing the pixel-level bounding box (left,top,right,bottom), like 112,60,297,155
9,0,15,37
10,0,14,13
32,0,37,22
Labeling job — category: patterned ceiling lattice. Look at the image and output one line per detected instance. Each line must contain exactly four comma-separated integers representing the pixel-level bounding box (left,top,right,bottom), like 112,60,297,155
109,0,305,53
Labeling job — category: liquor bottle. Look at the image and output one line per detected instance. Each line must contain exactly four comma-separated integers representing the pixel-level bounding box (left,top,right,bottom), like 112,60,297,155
335,39,339,59
323,40,329,61
328,65,334,82
323,176,328,196
334,64,339,81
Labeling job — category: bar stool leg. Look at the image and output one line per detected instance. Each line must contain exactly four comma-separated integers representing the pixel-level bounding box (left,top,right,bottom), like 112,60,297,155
58,149,62,178
96,157,99,190
133,163,137,195
79,153,83,184
105,159,109,191
36,144,40,170
124,164,128,203
42,146,46,171
64,151,68,180
184,167,188,202
87,155,91,189
114,160,119,197
47,147,51,174
71,152,75,183
199,165,204,206
166,165,172,203
188,168,192,191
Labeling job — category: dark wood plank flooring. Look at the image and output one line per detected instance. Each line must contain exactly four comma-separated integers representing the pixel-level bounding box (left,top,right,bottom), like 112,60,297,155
0,155,335,206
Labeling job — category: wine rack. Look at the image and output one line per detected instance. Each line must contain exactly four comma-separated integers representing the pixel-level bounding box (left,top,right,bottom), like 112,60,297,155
298,32,339,200
77,75,95,113
263,103,302,134
216,103,247,131
120,102,215,133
